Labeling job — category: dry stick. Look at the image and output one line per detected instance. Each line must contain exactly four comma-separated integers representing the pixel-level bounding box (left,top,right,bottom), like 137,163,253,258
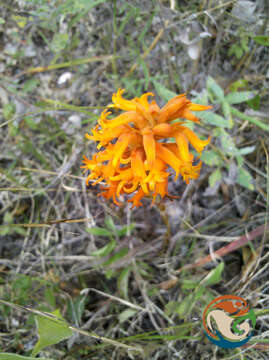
244,343,269,351
0,217,97,228
124,21,168,78
17,167,105,185
0,187,82,192
176,223,269,272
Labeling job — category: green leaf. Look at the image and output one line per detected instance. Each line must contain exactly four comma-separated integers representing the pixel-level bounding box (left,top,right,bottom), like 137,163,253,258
238,146,256,155
12,15,28,28
220,129,237,155
181,279,199,290
201,150,223,166
45,286,56,308
176,286,206,318
117,267,131,299
153,81,177,102
247,94,260,110
69,0,108,26
32,309,73,356
201,262,224,286
86,226,112,237
116,223,135,237
0,354,55,360
14,226,27,236
3,103,16,120
103,247,129,266
104,216,116,231
24,116,38,130
0,226,10,236
68,295,87,324
221,100,233,128
209,168,222,187
0,17,5,24
198,112,228,127
165,301,181,316
118,308,138,323
225,91,255,104
91,239,116,257
175,298,190,318
229,78,248,92
237,168,254,191
253,35,269,46
207,77,224,101
4,212,13,223
51,33,69,53
22,78,40,93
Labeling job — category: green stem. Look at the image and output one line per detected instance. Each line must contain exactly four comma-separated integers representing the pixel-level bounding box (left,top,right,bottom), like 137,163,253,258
231,107,269,132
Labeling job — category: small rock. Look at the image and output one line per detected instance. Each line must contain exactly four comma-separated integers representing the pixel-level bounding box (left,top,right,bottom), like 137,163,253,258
61,115,81,135
57,72,73,86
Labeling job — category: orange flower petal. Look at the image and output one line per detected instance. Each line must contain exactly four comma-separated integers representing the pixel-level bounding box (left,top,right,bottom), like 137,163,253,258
180,108,200,123
108,88,137,111
153,123,173,137
156,143,181,178
98,110,112,127
116,180,126,197
135,102,154,127
110,168,133,181
131,149,146,178
155,180,168,198
149,100,160,119
140,181,149,195
102,160,116,178
89,125,125,145
142,129,155,168
100,111,139,129
183,128,211,153
136,92,154,110
175,132,191,162
157,94,188,123
128,188,145,208
112,133,131,167
124,180,139,193
188,103,212,111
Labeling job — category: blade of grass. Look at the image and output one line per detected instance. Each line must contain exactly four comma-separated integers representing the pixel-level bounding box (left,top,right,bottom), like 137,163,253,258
16,55,115,77
0,217,100,229
37,98,104,113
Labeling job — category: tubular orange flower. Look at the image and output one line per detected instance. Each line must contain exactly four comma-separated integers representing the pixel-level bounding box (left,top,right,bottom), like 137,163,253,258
82,89,212,207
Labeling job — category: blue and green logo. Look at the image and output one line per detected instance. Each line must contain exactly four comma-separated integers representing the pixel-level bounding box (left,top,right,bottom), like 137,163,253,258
202,295,256,348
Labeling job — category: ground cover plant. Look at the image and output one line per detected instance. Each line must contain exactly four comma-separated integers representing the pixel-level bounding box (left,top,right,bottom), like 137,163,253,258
0,0,269,359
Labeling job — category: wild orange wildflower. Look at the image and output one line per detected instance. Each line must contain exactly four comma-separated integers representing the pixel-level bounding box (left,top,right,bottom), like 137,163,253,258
82,89,211,207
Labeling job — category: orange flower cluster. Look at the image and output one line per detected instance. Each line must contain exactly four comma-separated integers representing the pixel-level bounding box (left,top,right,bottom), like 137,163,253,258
82,89,211,207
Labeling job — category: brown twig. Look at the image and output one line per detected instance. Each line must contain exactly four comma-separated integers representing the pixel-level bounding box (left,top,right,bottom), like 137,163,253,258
176,223,269,272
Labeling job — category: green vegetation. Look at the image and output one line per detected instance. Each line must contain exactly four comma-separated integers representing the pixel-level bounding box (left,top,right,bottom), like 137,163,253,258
0,0,268,359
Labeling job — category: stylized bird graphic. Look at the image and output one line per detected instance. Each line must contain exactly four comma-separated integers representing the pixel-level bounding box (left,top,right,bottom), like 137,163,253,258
206,309,250,341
